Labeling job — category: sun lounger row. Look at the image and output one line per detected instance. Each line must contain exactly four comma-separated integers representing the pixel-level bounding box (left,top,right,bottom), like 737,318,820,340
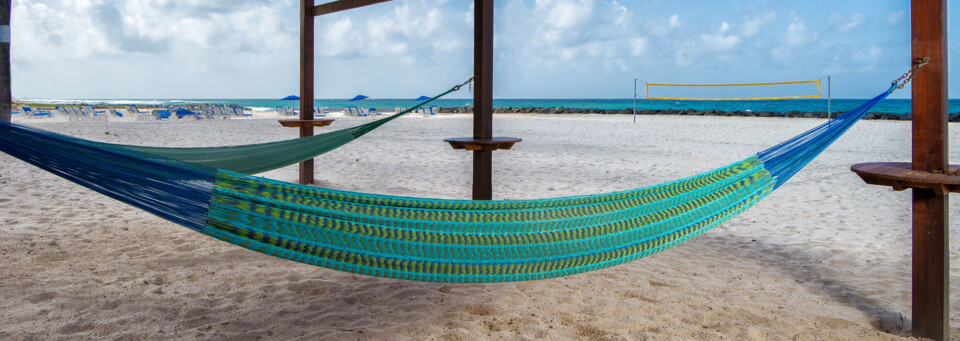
395,106,439,116
278,106,330,117
18,106,51,118
344,106,385,117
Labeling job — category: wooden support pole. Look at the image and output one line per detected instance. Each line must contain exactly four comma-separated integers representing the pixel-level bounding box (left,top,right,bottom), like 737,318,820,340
0,0,10,123
910,0,949,339
299,0,316,185
472,0,494,200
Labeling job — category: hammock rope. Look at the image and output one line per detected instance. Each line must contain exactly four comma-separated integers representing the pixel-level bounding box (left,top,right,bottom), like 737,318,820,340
77,78,473,174
0,79,900,283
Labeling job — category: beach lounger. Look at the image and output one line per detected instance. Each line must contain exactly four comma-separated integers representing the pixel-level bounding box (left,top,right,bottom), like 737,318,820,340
174,108,199,119
277,106,297,116
233,107,250,117
314,106,328,117
21,106,51,118
154,109,172,120
346,106,369,117
367,107,379,116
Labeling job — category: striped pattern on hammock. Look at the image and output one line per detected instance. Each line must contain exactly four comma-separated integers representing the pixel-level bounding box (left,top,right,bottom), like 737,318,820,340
202,157,774,282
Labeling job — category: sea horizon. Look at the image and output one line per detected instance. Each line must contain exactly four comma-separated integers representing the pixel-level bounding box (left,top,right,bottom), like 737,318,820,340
16,97,960,115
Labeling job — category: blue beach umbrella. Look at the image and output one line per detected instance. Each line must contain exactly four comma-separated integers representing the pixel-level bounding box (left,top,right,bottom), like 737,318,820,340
280,95,299,109
413,95,432,114
350,94,369,111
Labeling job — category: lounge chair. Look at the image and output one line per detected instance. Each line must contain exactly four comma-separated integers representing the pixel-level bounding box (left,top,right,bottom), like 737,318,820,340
314,106,328,117
345,106,369,117
233,107,251,117
154,109,172,120
174,108,198,119
21,106,51,118
367,107,379,116
277,106,297,116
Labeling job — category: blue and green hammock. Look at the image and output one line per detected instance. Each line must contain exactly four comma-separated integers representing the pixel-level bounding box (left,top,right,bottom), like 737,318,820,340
0,84,894,283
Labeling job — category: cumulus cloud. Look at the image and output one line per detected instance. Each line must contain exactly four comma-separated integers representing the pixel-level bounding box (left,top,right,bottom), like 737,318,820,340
698,22,741,52
740,11,775,37
8,0,919,99
785,16,816,46
829,12,866,32
886,10,906,25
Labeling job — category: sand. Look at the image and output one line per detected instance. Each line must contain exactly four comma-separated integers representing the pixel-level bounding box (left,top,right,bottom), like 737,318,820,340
0,112,958,340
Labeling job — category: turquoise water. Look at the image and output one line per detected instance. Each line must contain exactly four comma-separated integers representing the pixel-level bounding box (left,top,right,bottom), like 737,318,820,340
25,97,960,114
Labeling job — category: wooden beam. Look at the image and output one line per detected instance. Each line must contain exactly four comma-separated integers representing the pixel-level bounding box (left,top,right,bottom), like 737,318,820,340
0,0,10,123
313,0,393,17
299,0,316,185
472,0,494,200
910,0,949,339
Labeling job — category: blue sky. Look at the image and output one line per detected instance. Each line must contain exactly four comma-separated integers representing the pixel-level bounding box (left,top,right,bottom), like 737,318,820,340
9,0,959,100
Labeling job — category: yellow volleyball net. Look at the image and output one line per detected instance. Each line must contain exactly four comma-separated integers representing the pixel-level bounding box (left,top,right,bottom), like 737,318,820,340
645,80,822,101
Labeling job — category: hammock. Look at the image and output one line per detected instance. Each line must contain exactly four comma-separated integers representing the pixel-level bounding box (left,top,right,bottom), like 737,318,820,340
76,81,469,174
0,85,893,283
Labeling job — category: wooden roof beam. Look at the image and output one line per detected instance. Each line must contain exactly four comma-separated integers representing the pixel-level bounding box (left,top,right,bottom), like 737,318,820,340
313,0,394,17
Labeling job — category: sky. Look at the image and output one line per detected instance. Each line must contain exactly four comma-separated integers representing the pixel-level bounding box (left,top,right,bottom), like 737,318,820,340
9,0,960,100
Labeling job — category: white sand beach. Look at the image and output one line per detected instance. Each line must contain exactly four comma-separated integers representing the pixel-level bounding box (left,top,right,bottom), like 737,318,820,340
0,113,958,340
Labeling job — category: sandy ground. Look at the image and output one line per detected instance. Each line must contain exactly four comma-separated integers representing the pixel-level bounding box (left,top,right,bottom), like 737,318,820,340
1,112,958,340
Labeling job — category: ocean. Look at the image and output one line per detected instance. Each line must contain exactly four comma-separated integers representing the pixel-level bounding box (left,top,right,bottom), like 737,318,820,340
22,97,960,115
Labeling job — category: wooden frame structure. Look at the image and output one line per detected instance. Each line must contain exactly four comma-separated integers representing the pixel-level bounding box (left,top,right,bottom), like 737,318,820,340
851,1,952,339
301,2,949,338
296,0,395,185
298,0,518,199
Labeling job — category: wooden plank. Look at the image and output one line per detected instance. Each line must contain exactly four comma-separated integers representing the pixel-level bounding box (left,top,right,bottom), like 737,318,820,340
472,0,494,200
278,118,334,127
313,0,393,16
910,0,949,339
299,0,316,185
444,137,522,151
0,1,10,123
851,162,960,194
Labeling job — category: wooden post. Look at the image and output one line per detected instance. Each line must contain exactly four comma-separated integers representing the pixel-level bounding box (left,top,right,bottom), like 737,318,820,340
0,0,10,123
299,0,316,185
911,0,949,339
473,0,494,200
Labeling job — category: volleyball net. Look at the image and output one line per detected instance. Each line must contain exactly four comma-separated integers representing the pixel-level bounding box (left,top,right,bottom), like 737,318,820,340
645,80,823,101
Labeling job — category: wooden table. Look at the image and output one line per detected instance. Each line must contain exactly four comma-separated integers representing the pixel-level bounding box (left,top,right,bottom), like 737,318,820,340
851,162,960,195
443,137,522,151
277,118,334,128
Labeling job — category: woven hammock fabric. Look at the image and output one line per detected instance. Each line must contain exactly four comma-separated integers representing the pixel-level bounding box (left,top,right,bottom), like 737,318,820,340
0,86,893,283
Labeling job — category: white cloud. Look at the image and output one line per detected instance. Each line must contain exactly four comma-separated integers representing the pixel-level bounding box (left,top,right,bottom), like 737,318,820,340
7,0,920,99
741,11,775,37
693,21,741,53
785,16,816,46
830,12,866,32
630,37,647,56
886,10,906,25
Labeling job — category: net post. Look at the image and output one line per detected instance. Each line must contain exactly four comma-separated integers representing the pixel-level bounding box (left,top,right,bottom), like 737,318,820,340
633,78,637,123
827,76,832,119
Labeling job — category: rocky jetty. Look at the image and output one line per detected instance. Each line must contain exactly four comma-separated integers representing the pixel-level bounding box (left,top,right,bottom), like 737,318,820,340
436,106,960,122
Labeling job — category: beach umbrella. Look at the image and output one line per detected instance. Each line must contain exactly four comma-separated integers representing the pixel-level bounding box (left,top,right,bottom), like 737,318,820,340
280,95,299,109
350,94,369,111
413,95,432,114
